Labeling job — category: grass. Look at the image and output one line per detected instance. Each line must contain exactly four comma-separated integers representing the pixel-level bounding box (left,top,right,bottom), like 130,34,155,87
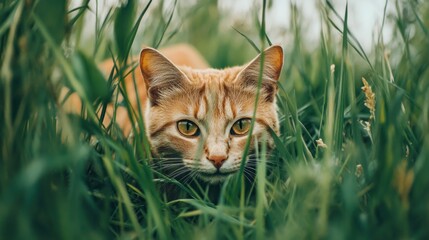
1,0,429,239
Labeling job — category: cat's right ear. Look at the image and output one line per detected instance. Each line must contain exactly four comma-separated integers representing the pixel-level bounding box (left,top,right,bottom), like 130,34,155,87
235,45,283,102
140,48,188,105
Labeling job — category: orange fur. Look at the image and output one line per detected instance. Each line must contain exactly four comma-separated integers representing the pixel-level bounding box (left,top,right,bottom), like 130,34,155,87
61,43,283,183
139,45,283,183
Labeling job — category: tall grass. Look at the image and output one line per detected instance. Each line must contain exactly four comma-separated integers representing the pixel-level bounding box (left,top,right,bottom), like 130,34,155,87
1,0,429,239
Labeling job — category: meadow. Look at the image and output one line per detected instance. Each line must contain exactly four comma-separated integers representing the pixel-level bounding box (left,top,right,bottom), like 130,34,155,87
1,0,428,239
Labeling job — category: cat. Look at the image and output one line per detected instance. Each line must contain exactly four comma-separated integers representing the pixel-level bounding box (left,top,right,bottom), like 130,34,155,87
63,44,283,184
141,45,283,184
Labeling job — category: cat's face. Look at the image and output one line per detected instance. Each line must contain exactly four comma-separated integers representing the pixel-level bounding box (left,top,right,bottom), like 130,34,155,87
140,46,283,183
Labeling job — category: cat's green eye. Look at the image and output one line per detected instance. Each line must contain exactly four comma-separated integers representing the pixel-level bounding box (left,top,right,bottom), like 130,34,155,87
230,118,251,136
177,120,200,137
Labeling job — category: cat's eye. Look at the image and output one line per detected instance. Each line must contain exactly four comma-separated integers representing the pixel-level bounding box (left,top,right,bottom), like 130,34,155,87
230,118,251,136
177,120,200,137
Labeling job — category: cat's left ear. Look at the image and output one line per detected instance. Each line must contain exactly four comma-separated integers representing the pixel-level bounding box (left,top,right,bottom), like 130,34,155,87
236,45,283,101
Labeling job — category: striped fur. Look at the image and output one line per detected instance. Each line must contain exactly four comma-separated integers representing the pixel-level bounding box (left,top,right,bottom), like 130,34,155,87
61,44,283,183
140,45,283,183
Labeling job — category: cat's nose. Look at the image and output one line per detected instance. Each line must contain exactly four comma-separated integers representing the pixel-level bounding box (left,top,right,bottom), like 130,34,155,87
207,155,227,169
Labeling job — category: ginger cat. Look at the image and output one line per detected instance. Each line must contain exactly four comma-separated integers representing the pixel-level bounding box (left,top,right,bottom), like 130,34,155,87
63,44,283,184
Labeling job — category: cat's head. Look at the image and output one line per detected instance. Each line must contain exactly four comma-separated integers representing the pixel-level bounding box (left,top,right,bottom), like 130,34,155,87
140,45,283,183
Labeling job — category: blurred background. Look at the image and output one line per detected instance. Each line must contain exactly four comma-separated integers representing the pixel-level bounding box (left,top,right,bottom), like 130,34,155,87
1,0,428,239
70,0,395,65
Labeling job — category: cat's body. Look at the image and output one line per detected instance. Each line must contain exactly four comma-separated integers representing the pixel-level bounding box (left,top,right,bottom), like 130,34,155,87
63,43,283,184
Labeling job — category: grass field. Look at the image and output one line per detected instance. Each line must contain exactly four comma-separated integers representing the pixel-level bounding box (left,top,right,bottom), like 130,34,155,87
1,0,429,239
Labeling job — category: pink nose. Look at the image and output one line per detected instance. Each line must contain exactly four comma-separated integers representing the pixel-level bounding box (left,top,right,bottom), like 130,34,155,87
207,155,227,169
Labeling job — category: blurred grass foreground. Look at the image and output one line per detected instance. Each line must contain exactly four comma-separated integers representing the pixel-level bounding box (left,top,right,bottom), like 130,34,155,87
1,0,429,239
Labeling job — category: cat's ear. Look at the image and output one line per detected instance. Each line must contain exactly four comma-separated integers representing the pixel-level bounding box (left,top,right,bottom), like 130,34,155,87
140,48,189,105
236,45,283,101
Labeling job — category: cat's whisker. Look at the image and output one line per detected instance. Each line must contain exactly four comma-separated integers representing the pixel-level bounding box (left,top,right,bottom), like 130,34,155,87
244,165,258,174
155,164,185,171
246,156,275,163
242,169,254,182
180,168,200,185
244,166,257,173
168,169,191,180
245,155,272,161
151,159,183,164
183,171,198,185
150,159,182,166
175,172,190,183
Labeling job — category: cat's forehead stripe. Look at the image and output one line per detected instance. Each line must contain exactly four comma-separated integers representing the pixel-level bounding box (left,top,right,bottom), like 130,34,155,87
191,82,236,121
213,83,230,119
195,92,208,120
